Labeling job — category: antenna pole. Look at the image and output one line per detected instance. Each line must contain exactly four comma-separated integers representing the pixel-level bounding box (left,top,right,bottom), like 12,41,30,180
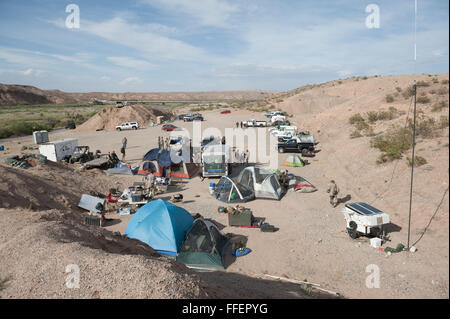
407,0,418,251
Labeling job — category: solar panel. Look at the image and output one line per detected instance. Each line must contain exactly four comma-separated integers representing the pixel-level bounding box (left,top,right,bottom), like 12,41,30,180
346,202,383,215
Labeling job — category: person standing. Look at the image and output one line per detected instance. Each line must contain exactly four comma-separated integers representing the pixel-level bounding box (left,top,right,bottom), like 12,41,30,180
327,180,340,207
121,137,127,161
235,149,240,164
244,149,249,163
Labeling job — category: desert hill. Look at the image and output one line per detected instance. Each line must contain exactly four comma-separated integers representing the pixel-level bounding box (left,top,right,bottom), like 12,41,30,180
0,83,275,106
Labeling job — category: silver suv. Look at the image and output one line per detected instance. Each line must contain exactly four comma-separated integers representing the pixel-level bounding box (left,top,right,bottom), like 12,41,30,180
116,122,139,131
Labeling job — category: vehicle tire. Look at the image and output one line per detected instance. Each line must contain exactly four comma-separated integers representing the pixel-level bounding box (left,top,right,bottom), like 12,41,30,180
301,148,308,156
133,126,137,130
279,147,284,153
348,221,358,239
117,128,121,131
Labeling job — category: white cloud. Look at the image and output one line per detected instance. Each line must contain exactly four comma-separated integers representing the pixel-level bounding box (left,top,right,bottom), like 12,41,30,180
143,0,239,27
120,77,141,85
23,68,33,75
107,56,155,69
80,17,212,62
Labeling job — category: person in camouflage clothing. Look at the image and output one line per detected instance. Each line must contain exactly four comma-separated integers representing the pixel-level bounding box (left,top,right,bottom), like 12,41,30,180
327,180,340,207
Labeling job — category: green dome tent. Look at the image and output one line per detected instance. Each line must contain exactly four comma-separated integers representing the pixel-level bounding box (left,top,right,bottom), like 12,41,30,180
176,219,230,271
284,154,305,167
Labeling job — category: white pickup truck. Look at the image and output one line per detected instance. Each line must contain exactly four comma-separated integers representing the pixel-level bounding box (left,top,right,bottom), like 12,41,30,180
243,119,267,127
116,122,139,131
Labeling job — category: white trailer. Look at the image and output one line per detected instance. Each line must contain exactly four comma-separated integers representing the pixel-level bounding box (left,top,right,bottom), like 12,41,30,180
38,138,78,162
343,202,390,239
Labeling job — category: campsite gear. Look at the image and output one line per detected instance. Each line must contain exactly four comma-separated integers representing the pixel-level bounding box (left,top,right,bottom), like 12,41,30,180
236,166,283,200
370,237,382,248
212,176,255,203
288,176,317,193
232,247,251,257
384,243,405,254
260,223,278,232
0,145,4,151
228,210,253,227
85,214,101,227
143,148,199,179
38,138,78,162
78,194,105,213
171,194,183,203
124,199,194,256
284,154,305,167
343,202,390,239
83,155,116,169
209,183,216,194
118,207,134,216
176,218,230,271
95,202,104,212
217,207,227,214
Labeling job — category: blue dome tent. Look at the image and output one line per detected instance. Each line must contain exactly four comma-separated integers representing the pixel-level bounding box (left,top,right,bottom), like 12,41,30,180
124,199,194,256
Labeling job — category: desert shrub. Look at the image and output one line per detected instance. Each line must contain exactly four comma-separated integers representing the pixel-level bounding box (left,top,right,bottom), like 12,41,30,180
371,126,412,163
407,155,427,167
0,121,51,139
0,275,12,292
395,87,402,92
412,116,437,138
338,81,342,84
350,130,363,139
367,111,378,123
366,108,398,123
432,77,439,84
438,115,449,129
402,85,415,99
349,113,365,125
441,79,449,85
431,100,448,112
416,80,430,87
362,76,368,80
385,94,395,103
416,95,430,104
437,87,449,95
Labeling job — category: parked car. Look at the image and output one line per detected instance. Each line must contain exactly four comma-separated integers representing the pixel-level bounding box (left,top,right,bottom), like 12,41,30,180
183,113,203,122
193,115,204,121
116,122,139,131
220,110,231,114
161,124,178,131
243,119,267,127
277,138,315,156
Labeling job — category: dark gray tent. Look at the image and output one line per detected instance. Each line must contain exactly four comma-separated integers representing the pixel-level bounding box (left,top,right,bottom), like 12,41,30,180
176,219,230,271
211,176,255,203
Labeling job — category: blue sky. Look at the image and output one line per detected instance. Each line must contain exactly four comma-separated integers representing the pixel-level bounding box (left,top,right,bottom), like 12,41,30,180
0,0,448,92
